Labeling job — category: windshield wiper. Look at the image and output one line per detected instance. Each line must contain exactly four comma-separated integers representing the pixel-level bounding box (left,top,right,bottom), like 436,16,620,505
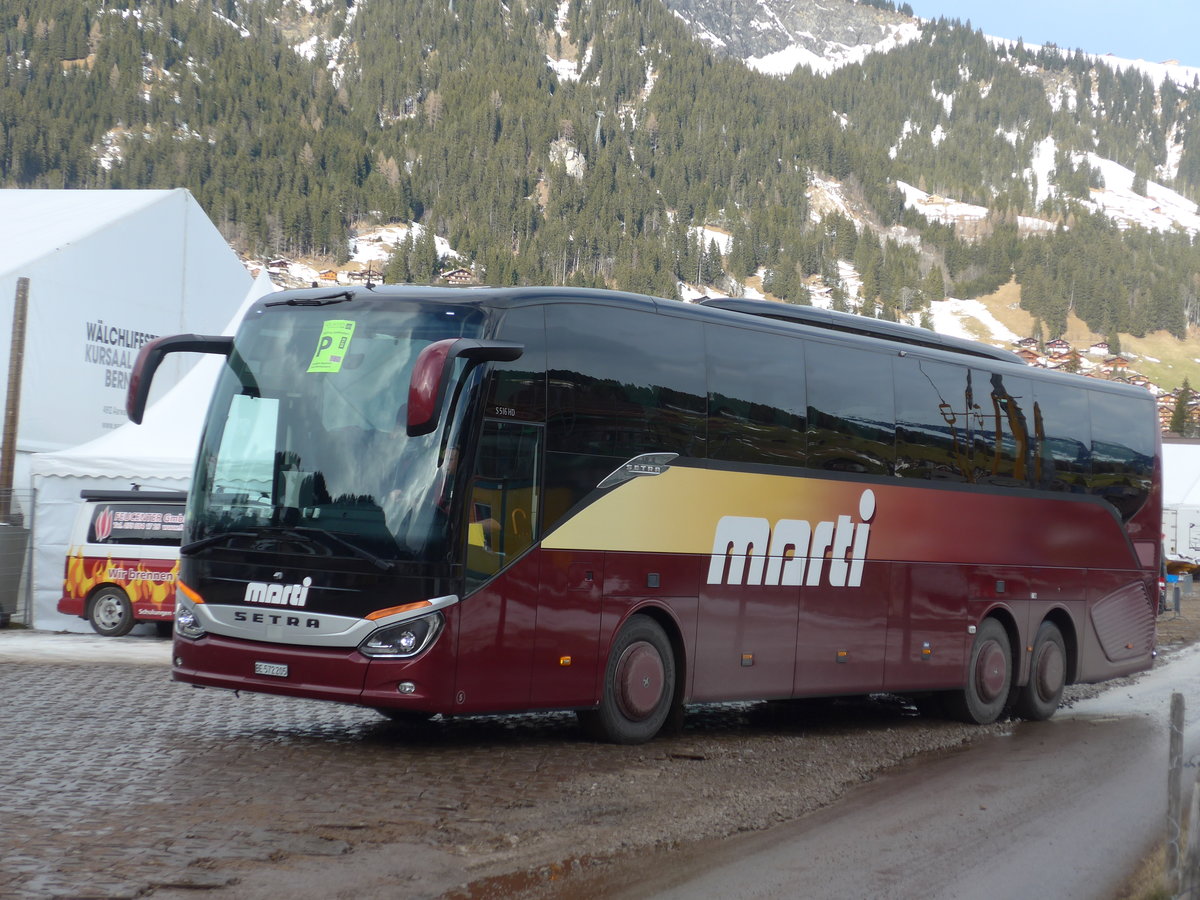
265,289,353,307
183,526,394,571
180,531,257,555
279,527,394,572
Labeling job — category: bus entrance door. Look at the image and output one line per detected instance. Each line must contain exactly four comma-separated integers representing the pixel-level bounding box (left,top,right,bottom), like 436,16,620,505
453,420,543,713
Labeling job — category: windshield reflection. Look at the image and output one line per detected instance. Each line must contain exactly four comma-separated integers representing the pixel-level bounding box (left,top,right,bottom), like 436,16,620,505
188,304,484,564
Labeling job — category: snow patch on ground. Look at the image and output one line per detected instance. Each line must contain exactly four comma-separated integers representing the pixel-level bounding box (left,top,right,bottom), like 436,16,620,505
1082,154,1200,235
926,297,1022,344
0,630,170,664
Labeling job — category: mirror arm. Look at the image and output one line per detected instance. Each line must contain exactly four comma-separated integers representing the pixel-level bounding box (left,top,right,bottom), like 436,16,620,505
126,334,232,424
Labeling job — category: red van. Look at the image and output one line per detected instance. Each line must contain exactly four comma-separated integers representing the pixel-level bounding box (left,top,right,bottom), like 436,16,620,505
58,490,185,636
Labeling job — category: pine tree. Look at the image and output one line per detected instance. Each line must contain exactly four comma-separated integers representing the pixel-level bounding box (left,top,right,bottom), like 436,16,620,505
1170,380,1193,436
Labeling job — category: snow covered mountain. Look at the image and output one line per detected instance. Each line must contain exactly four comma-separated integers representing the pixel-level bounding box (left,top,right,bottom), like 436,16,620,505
664,0,920,75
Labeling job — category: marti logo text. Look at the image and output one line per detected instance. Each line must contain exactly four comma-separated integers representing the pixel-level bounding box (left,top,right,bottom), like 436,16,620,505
244,576,313,607
707,490,875,588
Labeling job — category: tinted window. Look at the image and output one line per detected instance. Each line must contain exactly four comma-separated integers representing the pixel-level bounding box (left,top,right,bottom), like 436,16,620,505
894,356,971,482
465,421,542,592
542,452,617,535
1089,390,1155,520
547,304,706,459
970,369,1032,487
485,306,546,422
706,325,805,467
806,341,895,475
1032,380,1091,492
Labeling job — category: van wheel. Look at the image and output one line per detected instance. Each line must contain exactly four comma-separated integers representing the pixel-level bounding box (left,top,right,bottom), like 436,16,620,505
578,615,676,744
88,587,135,637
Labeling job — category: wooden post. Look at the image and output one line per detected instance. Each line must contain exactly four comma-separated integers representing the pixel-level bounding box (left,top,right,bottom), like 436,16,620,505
1186,769,1200,896
0,277,28,524
1169,692,1185,893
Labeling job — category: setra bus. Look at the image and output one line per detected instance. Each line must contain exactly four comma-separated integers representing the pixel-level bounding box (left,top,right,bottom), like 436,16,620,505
127,285,1161,743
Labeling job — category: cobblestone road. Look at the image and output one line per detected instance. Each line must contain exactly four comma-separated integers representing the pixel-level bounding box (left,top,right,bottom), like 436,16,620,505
0,630,1003,900
0,633,632,898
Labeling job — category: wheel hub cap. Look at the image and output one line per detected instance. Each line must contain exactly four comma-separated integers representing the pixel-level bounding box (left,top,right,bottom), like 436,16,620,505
615,641,664,721
976,640,1007,703
96,598,124,629
1035,643,1065,698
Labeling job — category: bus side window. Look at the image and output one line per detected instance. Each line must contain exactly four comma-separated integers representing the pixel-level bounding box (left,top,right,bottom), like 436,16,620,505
806,341,895,476
706,325,806,467
1088,391,1155,521
465,421,543,592
894,356,969,482
1032,381,1091,493
485,306,547,422
546,304,706,460
970,369,1032,488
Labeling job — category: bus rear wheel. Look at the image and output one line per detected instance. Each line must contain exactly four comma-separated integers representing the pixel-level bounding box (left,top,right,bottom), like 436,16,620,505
578,615,676,744
945,618,1012,724
88,586,135,638
1014,621,1066,721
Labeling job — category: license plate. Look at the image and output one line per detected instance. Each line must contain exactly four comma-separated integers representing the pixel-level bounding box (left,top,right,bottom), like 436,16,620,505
254,661,289,678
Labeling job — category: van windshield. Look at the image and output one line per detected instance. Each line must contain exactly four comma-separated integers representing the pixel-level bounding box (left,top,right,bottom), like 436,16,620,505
188,303,484,565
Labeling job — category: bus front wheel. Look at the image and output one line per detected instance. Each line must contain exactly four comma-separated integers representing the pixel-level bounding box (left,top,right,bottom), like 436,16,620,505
88,586,135,638
1014,621,1066,721
578,615,676,744
946,618,1012,725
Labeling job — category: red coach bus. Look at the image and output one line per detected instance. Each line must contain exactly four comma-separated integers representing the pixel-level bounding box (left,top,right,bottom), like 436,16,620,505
128,286,1160,743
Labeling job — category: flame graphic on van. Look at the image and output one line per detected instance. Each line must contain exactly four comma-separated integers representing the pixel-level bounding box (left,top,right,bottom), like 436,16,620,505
63,552,179,611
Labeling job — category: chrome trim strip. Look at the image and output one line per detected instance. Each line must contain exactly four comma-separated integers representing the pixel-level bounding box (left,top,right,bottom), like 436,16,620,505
194,594,460,648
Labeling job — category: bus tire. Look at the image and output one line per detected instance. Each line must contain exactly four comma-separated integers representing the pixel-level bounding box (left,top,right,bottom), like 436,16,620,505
579,615,676,744
88,586,135,638
1014,621,1066,721
945,618,1011,725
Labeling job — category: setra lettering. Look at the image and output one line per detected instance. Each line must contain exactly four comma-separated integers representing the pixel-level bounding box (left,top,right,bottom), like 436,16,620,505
233,611,322,629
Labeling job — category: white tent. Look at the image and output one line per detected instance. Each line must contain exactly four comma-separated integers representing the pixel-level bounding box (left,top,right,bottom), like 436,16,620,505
0,189,252,477
1164,442,1200,507
28,270,277,630
1163,441,1200,567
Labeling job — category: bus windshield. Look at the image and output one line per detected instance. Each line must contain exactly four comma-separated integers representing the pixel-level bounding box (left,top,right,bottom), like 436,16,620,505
188,302,485,565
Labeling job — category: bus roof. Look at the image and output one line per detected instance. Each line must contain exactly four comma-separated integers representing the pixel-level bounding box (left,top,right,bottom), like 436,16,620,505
698,297,1025,365
249,284,1120,382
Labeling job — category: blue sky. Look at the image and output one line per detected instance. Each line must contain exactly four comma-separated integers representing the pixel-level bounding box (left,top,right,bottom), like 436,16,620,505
906,1,1200,67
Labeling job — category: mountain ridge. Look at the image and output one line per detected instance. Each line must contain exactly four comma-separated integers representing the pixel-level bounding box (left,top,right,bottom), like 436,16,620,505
5,0,1200,398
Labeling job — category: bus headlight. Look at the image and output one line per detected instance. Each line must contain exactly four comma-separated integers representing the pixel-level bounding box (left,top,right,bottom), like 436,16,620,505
359,612,444,658
174,594,206,640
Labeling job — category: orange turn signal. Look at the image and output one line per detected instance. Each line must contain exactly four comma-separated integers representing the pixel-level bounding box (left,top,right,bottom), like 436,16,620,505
177,580,205,604
366,600,433,621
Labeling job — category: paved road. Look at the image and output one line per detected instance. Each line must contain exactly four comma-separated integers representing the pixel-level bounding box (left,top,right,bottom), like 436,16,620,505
568,644,1200,899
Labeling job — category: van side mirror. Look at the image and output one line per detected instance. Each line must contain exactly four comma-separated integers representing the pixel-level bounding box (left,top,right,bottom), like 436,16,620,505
407,339,523,436
127,334,233,424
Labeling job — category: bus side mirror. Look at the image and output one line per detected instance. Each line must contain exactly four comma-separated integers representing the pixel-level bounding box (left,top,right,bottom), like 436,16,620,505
407,339,523,437
127,334,233,424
